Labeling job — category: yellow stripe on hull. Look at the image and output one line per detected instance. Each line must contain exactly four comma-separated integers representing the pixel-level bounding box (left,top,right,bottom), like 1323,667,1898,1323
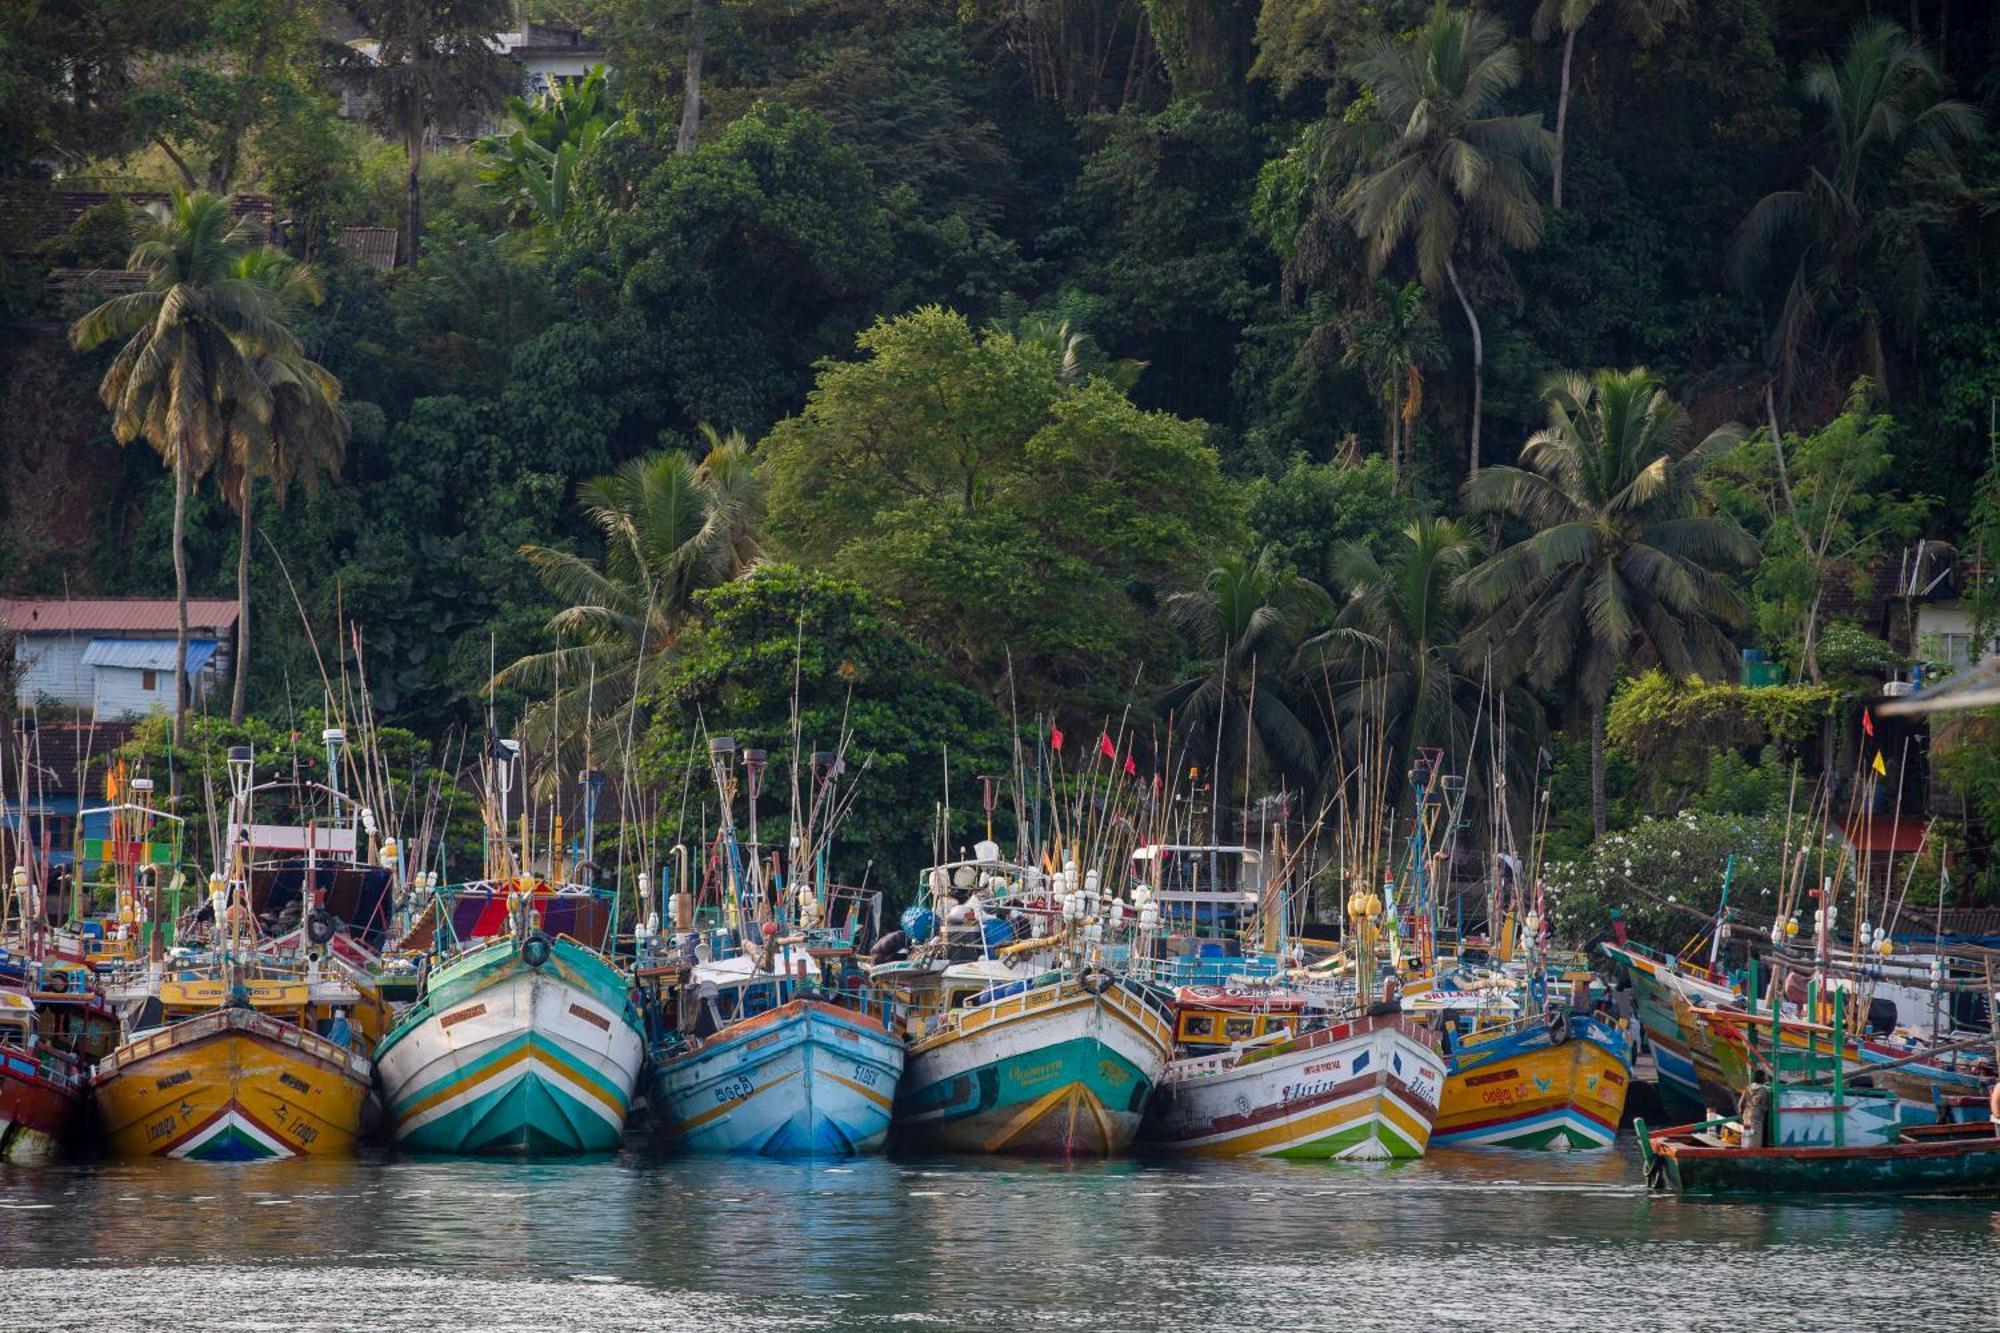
1434,1038,1626,1149
95,1015,369,1160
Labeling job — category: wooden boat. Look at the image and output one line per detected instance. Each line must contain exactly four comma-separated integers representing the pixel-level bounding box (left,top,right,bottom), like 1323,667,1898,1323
640,741,905,1156
93,749,376,1161
0,990,85,1161
895,965,1174,1156
1599,940,1730,1110
93,987,372,1160
1145,1000,1446,1159
649,987,904,1155
1432,1010,1631,1150
1646,1116,2000,1195
373,883,643,1154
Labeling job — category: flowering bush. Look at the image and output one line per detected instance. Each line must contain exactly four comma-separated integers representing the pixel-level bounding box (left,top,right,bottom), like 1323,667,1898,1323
1546,811,1843,949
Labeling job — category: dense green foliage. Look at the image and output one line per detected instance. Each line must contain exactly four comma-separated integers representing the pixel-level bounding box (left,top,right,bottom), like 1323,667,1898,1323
12,0,2000,924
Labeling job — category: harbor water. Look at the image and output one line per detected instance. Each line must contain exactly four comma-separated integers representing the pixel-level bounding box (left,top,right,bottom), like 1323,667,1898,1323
3,1145,1998,1330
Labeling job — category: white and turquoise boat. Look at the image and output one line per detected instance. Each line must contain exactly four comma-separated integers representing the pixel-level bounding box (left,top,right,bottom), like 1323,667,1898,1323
891,962,1176,1156
374,887,644,1155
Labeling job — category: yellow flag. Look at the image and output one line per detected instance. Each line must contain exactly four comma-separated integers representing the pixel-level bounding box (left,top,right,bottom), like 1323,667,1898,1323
1872,751,1888,777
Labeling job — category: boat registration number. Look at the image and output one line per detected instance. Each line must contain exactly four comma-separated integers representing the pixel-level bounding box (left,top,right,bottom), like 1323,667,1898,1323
713,1076,753,1105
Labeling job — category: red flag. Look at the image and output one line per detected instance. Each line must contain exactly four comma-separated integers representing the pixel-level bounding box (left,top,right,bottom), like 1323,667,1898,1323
1862,708,1875,738
1050,724,1064,752
1098,732,1117,759
1124,754,1137,778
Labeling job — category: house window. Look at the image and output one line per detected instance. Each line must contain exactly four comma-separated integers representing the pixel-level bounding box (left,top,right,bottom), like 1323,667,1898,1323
1939,634,1974,668
141,669,157,691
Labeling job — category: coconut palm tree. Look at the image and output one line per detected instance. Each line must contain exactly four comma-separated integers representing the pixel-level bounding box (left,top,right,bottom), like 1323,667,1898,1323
1160,549,1331,839
1336,4,1556,477
1533,0,1686,210
1303,518,1479,784
1460,368,1757,837
494,438,763,770
1730,20,1980,428
1340,280,1445,482
1300,516,1545,837
69,189,291,747
216,250,347,722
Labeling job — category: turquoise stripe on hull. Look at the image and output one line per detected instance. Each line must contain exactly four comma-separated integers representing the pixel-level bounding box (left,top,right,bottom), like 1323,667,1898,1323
397,1061,625,1155
896,1035,1156,1156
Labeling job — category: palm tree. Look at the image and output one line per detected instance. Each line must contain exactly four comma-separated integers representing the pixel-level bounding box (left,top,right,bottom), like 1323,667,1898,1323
1461,368,1757,837
1340,280,1445,482
70,190,291,747
1730,21,1980,429
1303,518,1479,784
494,439,763,769
1533,0,1686,210
216,251,348,722
1336,4,1556,477
339,0,515,265
1160,549,1331,840
1300,517,1545,840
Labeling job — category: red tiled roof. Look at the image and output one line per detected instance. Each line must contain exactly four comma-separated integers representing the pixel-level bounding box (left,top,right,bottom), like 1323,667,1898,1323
0,598,239,635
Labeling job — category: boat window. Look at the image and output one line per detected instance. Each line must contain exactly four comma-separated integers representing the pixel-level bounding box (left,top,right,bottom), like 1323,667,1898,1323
1181,1014,1215,1038
1223,1017,1255,1041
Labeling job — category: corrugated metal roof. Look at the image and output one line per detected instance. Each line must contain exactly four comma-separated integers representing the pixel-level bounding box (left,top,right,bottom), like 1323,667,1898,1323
81,638,218,672
0,598,238,634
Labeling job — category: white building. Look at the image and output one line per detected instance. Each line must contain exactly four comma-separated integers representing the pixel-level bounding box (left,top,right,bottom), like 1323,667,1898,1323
0,598,238,718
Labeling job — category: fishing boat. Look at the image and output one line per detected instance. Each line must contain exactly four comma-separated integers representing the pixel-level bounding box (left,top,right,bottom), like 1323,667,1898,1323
1644,1113,2000,1196
641,741,903,1156
1599,938,1730,1111
1140,854,1447,1161
92,747,374,1160
1432,1006,1631,1150
372,745,644,1154
1146,996,1446,1159
0,989,85,1160
881,851,1173,1155
894,962,1175,1155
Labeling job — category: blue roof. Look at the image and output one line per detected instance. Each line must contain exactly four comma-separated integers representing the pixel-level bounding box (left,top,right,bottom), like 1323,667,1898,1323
81,638,219,673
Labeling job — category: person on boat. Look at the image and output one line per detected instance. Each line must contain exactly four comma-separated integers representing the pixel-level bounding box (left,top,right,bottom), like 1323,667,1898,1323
327,1008,353,1051
1738,1073,1769,1149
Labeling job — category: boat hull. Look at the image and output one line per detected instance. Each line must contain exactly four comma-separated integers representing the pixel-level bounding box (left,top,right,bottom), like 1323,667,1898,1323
93,1008,370,1160
1648,1122,2000,1196
651,998,904,1156
0,1057,83,1162
1145,1011,1445,1160
1601,944,1710,1109
1434,1017,1630,1151
895,977,1174,1157
375,937,644,1155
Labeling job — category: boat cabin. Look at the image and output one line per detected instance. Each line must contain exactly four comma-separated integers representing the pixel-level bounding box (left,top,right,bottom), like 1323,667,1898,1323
1170,985,1304,1049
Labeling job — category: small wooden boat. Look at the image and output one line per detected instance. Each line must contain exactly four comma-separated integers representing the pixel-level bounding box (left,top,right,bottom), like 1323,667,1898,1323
894,963,1175,1156
1642,1114,2000,1196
